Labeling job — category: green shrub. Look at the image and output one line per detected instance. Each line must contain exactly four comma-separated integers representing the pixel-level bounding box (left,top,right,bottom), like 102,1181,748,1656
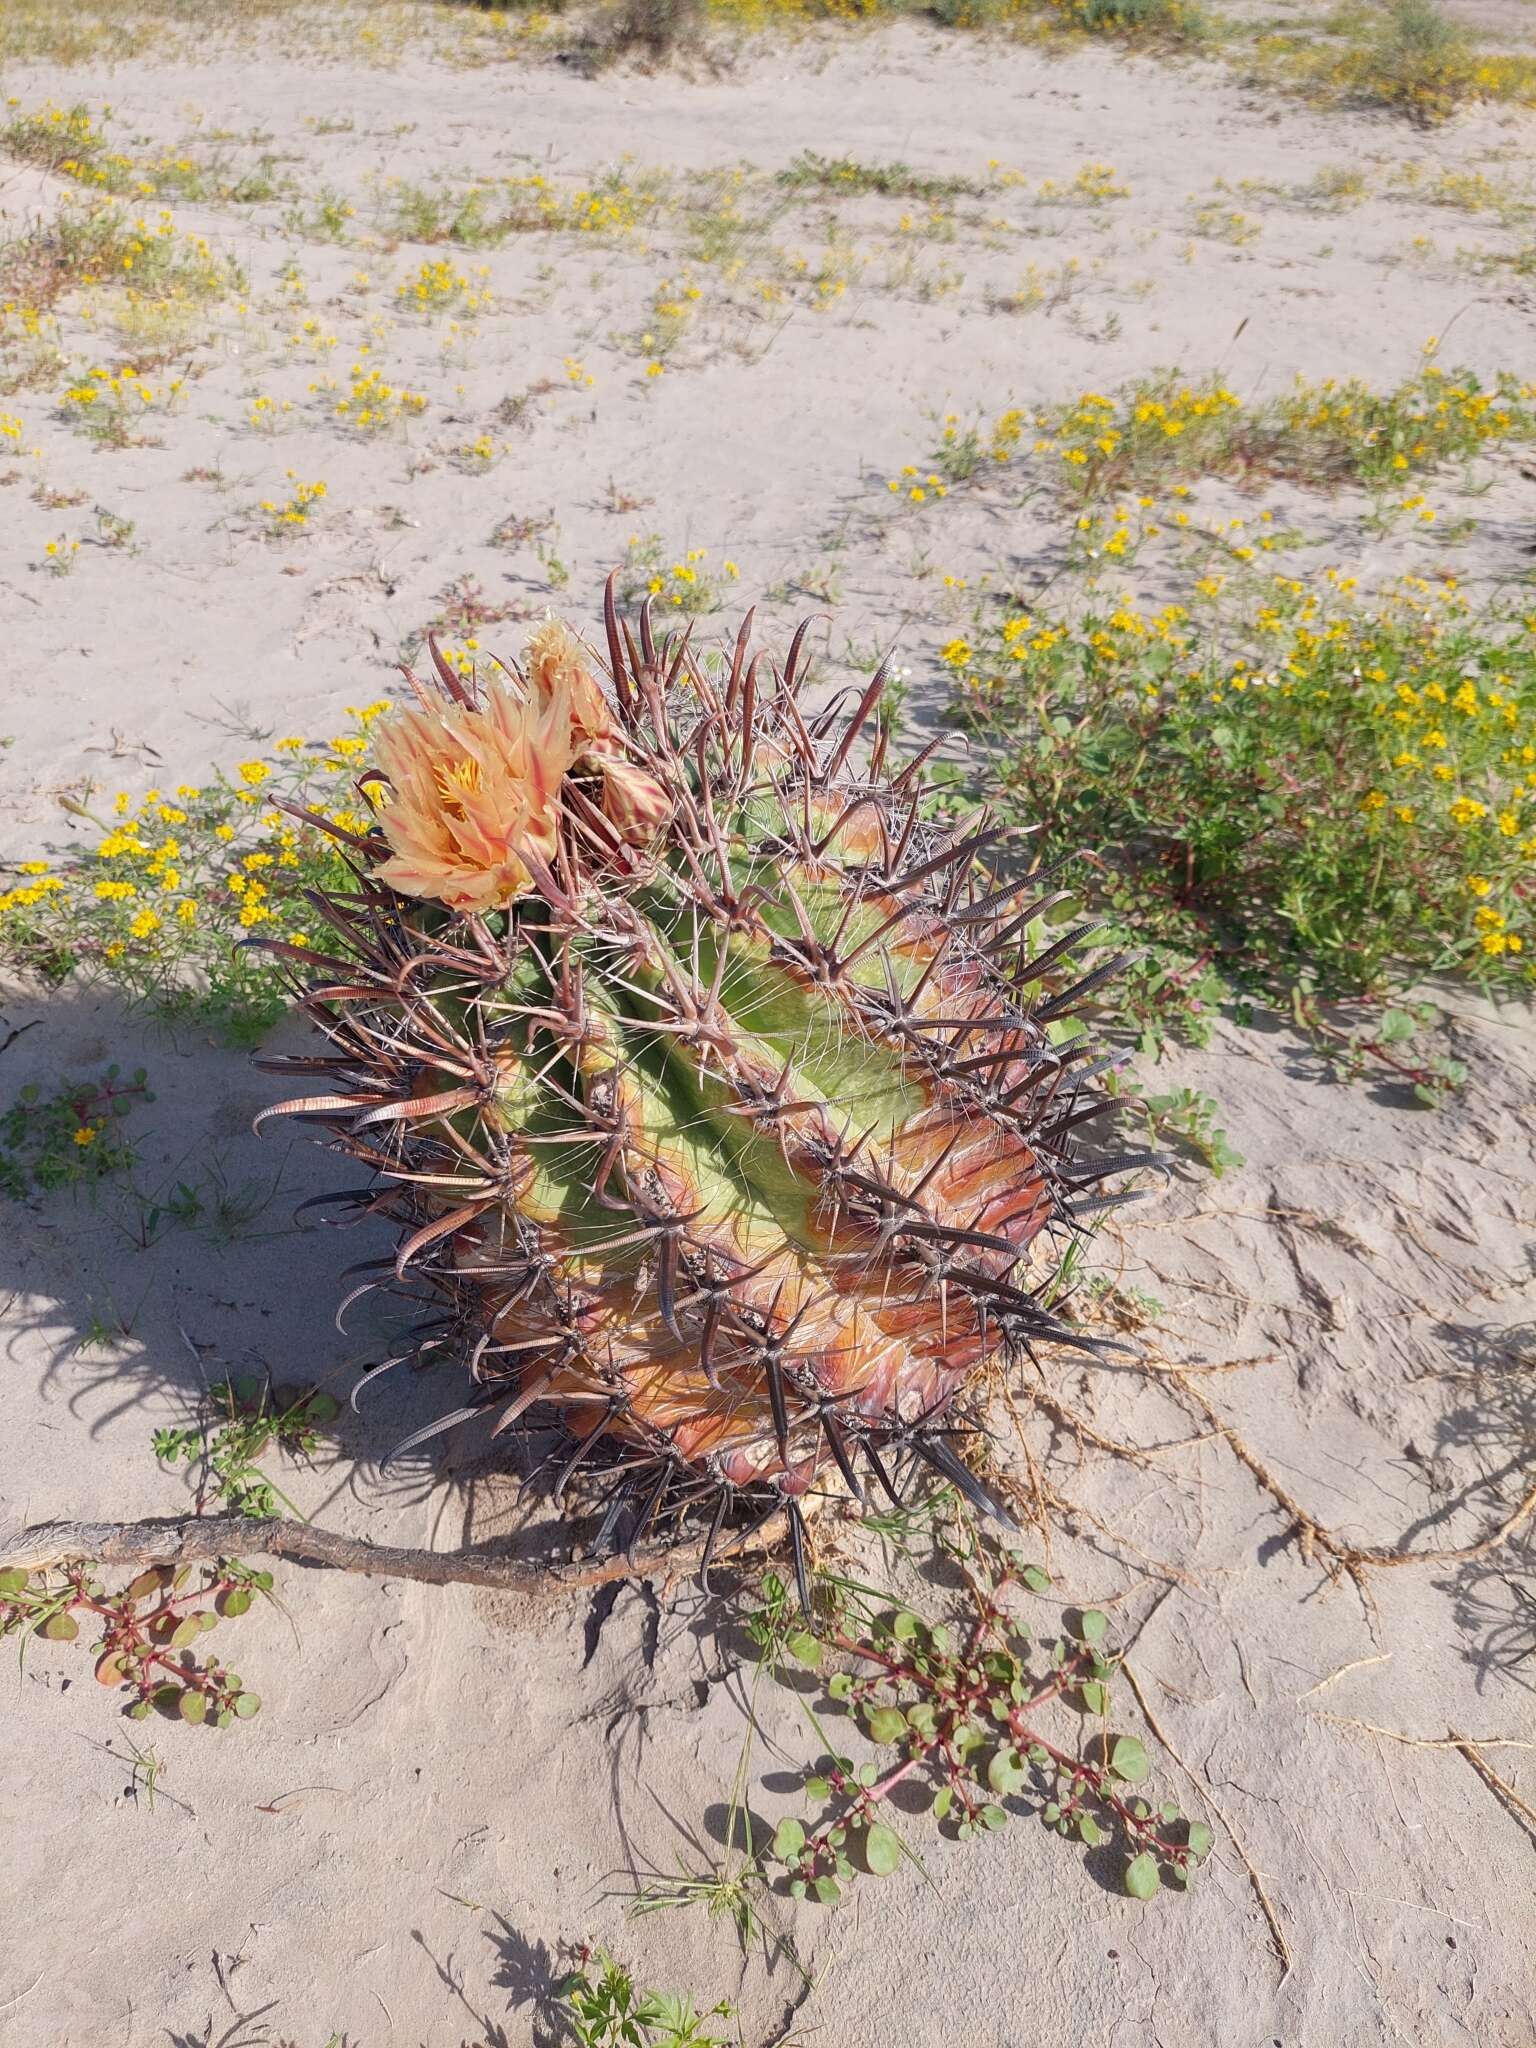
949,571,1536,1020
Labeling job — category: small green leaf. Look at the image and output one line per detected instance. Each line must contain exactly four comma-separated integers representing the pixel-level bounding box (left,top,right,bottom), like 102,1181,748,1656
827,1672,853,1701
0,1568,30,1597
1078,1609,1108,1645
169,1616,204,1649
932,1786,953,1820
772,1818,806,1861
866,1706,906,1745
804,1775,830,1803
39,1612,79,1641
891,1610,920,1640
811,1876,841,1904
302,1391,341,1426
1109,1735,1151,1785
864,1824,902,1876
218,1588,253,1618
233,1692,261,1719
1078,1813,1104,1847
1124,1852,1160,1901
981,1805,1008,1831
1079,1680,1109,1716
987,1748,1028,1798
1186,1819,1214,1862
785,1629,822,1669
1021,1564,1051,1594
178,1688,208,1725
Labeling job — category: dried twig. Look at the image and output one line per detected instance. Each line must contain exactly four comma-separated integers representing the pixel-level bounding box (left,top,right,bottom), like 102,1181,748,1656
1172,1374,1536,1583
1455,1736,1536,1840
1310,1713,1536,1753
1295,1651,1392,1701
1121,1661,1291,1979
1314,1714,1536,1841
0,1511,785,1596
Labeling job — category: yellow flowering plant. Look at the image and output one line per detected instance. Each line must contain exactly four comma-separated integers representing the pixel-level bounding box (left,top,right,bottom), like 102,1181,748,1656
256,473,328,537
395,256,494,317
8,195,241,316
617,535,740,615
1,97,286,205
0,1063,152,1200
910,365,1536,509
948,570,1535,1075
0,706,392,1043
304,358,428,437
61,363,185,446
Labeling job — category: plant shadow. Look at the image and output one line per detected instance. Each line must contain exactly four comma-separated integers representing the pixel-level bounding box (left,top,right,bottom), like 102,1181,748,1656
1425,1314,1536,1693
0,980,581,1568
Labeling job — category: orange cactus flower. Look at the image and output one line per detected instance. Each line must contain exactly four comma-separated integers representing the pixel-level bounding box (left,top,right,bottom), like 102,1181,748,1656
525,619,671,851
371,620,670,912
371,674,573,912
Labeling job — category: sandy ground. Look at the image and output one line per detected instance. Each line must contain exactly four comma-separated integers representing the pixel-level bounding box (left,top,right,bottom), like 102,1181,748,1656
1,16,1535,2048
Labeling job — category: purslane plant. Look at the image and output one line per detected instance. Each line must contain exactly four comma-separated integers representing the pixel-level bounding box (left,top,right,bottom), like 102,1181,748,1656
748,1546,1211,1904
0,1557,269,1727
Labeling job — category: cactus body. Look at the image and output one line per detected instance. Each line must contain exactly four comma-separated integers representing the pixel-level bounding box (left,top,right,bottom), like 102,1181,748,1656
261,585,1136,1580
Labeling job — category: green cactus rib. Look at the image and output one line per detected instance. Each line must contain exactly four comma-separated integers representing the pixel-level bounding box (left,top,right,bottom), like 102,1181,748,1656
255,579,1145,1590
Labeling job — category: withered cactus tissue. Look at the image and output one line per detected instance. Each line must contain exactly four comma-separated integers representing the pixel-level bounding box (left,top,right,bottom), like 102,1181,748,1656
258,579,1143,1592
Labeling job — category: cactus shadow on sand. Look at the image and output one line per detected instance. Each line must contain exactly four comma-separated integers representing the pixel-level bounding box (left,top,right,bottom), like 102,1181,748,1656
0,981,582,1556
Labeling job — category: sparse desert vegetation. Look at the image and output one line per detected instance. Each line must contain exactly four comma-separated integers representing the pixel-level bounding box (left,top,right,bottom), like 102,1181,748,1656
1,4,1534,2045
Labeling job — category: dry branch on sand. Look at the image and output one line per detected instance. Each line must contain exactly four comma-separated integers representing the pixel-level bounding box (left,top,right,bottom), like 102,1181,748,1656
0,1509,786,1595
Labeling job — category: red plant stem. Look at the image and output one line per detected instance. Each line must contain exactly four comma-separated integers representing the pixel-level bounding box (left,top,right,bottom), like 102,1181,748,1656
794,1629,1149,1876
53,1569,242,1700
1303,1004,1435,1086
827,1626,1085,1719
1353,1037,1434,1085
1012,1724,1186,1860
66,1077,150,1122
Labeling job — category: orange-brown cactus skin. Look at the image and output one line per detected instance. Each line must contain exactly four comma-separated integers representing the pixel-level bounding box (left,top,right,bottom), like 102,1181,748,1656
258,583,1139,1581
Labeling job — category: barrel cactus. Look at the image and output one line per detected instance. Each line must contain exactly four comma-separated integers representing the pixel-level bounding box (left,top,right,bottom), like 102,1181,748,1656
259,580,1137,1591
